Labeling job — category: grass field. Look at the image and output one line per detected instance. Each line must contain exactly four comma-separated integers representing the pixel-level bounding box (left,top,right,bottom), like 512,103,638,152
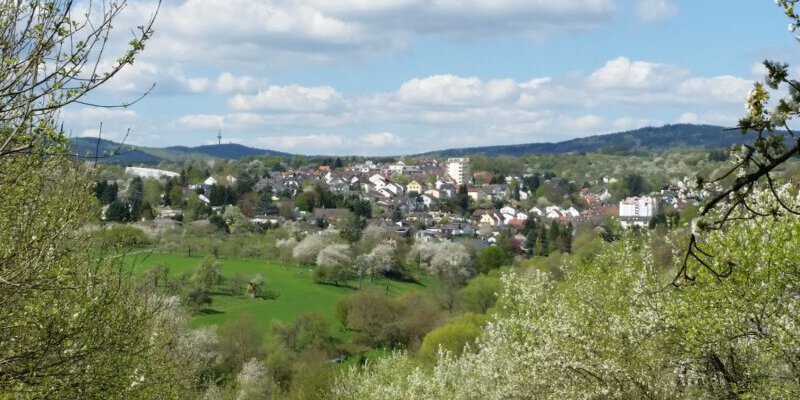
132,252,430,337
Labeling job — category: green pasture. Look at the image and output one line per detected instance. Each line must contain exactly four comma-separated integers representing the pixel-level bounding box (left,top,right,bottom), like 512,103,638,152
132,252,429,336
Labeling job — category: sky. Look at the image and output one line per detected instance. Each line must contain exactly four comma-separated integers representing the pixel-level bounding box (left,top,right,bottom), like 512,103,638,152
62,0,800,156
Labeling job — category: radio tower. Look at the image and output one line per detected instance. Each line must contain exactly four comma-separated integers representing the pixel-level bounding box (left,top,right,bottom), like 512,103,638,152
217,130,222,145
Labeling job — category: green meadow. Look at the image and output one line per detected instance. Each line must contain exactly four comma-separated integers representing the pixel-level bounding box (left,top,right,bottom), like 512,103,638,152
133,252,429,336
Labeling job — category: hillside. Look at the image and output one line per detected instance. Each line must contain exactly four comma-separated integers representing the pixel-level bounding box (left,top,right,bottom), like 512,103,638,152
68,138,290,164
69,124,762,162
165,143,290,159
418,124,750,157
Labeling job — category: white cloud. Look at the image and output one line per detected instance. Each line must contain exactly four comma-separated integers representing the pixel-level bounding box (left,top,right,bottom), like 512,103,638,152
216,72,257,93
635,0,678,23
124,0,616,67
359,132,403,147
561,114,606,131
586,57,687,89
397,75,520,106
62,107,138,125
257,134,348,154
678,112,699,124
751,62,769,77
229,85,344,112
172,114,225,130
128,56,756,154
676,76,753,103
168,65,211,93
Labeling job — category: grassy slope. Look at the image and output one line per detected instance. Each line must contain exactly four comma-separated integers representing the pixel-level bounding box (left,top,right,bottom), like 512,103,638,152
134,252,429,336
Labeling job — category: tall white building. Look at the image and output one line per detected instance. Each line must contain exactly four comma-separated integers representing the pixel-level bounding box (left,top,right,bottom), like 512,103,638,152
618,196,656,228
446,157,470,187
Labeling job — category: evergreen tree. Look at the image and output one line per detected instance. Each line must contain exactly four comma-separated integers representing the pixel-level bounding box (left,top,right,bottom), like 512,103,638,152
106,200,131,223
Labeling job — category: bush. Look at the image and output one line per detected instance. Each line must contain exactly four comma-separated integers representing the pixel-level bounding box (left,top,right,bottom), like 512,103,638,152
96,224,151,248
312,264,351,286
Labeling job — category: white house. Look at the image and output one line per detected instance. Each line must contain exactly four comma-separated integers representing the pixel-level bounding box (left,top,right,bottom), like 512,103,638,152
384,182,405,196
369,174,387,190
619,196,656,228
529,207,543,217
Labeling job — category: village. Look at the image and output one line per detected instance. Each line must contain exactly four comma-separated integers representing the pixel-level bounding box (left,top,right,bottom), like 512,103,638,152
116,156,691,255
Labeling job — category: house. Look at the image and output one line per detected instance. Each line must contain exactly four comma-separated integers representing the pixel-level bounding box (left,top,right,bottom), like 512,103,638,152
467,187,487,202
406,180,422,194
384,182,404,196
529,206,543,217
499,206,516,216
565,207,581,218
369,174,388,190
388,161,406,174
473,209,503,227
420,194,437,208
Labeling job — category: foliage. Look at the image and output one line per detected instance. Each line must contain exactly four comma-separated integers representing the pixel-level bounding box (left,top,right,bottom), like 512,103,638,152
235,358,278,400
335,291,441,350
457,275,502,314
217,315,266,373
223,205,252,234
293,234,326,265
106,199,133,222
355,243,399,284
192,257,224,290
335,189,800,399
271,312,335,354
96,224,152,248
418,313,487,362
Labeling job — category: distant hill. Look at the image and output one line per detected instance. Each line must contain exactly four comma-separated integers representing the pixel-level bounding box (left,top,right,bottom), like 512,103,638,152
165,143,290,159
69,124,762,163
417,124,752,157
68,138,290,164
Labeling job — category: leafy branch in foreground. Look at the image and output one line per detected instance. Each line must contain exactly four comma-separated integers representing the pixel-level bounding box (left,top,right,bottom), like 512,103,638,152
677,1,800,283
0,0,160,158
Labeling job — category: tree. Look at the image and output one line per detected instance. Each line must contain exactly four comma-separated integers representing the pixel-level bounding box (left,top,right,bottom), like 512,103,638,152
677,1,800,282
419,313,486,362
256,187,277,215
223,205,252,233
105,199,132,222
427,242,474,284
186,286,212,313
457,275,502,314
235,358,277,400
316,243,352,268
271,312,334,354
127,177,145,221
354,243,397,285
292,234,325,265
217,315,266,373
0,1,208,395
622,173,651,197
142,178,162,207
192,257,224,290
230,272,247,296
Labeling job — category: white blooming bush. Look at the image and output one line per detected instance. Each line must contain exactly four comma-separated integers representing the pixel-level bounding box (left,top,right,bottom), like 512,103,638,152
333,191,800,399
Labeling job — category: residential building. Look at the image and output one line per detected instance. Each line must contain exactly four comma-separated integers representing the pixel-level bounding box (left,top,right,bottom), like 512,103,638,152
406,180,422,194
446,157,470,186
619,196,656,228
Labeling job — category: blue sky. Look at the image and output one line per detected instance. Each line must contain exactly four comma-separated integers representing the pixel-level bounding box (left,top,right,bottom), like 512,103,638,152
64,0,798,156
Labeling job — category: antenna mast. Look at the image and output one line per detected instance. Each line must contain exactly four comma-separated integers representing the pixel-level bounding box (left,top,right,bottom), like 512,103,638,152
217,130,222,145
